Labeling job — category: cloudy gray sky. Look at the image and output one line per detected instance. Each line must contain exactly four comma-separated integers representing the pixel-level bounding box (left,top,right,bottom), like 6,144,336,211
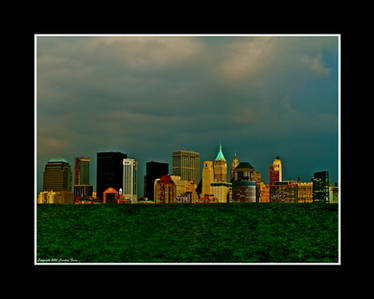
36,35,339,196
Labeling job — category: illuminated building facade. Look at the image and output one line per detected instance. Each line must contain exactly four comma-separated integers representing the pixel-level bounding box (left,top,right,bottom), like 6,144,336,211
232,162,261,202
202,161,214,196
329,184,339,204
312,170,329,203
43,158,72,192
123,158,138,203
210,181,232,203
214,144,227,182
154,175,176,203
172,149,200,185
270,181,298,203
259,182,270,202
272,156,282,182
230,153,239,182
38,190,74,204
170,175,197,202
232,180,256,202
103,187,118,204
297,182,313,203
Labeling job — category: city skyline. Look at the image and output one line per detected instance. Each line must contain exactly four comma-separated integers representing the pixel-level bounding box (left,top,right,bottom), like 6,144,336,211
36,35,339,196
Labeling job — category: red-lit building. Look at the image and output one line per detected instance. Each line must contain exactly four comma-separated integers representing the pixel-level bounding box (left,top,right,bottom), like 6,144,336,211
154,175,176,203
103,187,119,204
269,165,280,187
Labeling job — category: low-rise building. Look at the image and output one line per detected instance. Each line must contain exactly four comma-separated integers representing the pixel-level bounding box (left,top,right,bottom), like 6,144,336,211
210,181,232,203
270,181,298,203
232,180,256,203
154,175,176,203
37,190,74,204
329,184,339,204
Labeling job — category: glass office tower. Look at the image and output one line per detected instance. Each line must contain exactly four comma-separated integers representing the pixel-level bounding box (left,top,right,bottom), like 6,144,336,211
312,170,329,203
96,152,127,201
43,158,72,192
172,149,200,185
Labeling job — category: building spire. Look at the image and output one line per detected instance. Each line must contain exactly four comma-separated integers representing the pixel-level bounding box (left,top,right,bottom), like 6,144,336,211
215,144,226,161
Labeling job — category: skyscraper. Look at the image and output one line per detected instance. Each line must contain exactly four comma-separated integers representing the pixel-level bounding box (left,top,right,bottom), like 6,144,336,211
74,157,93,201
74,157,90,185
145,161,169,201
230,153,239,182
123,158,138,203
43,158,72,192
214,144,227,182
269,165,279,186
312,170,329,203
202,161,214,196
272,156,282,182
96,152,127,201
172,149,200,185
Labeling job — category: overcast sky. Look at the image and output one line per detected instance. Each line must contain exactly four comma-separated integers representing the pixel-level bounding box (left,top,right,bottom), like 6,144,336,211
36,35,339,196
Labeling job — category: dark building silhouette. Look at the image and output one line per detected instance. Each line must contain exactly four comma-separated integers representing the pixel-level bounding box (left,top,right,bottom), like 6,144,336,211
96,152,127,201
145,161,168,201
312,170,329,203
43,158,72,192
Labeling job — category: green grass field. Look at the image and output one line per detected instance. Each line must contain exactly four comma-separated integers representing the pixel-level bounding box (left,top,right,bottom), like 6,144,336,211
37,203,338,263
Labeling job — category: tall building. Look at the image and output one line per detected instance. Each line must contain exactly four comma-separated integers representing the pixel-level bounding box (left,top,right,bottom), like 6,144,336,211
214,144,227,182
74,157,93,201
202,161,214,196
145,161,169,201
43,158,72,192
96,152,127,201
74,157,90,185
230,153,239,182
312,170,329,203
273,156,282,182
123,158,138,203
172,149,200,185
269,156,282,186
269,165,279,187
154,175,176,203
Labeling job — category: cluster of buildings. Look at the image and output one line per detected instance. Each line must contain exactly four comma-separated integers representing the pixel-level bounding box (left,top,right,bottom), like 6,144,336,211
37,145,339,205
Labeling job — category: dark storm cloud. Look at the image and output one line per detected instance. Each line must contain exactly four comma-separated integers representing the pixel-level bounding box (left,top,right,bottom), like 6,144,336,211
36,35,339,194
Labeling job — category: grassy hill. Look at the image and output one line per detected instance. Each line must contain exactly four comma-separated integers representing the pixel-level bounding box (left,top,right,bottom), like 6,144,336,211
37,203,338,263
